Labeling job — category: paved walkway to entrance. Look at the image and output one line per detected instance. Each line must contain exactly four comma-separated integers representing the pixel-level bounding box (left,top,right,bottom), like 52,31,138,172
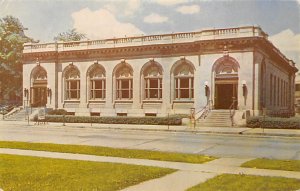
1,148,300,191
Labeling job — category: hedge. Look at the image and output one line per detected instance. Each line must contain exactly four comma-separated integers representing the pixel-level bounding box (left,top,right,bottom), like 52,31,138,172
246,116,300,129
47,109,68,115
44,115,182,126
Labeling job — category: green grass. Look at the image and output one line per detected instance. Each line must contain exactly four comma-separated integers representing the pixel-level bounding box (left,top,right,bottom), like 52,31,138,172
187,174,300,191
0,154,175,191
242,158,300,172
0,141,216,164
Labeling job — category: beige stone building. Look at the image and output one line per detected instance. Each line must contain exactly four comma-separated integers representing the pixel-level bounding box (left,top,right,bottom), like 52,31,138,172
295,73,300,114
22,26,298,119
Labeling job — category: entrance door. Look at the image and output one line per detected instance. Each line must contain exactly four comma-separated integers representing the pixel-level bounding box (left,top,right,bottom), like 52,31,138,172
31,87,47,107
215,83,237,109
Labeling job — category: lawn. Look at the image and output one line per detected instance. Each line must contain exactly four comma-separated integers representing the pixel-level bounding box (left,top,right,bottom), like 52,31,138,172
242,158,300,172
0,141,216,164
187,174,300,191
0,154,175,191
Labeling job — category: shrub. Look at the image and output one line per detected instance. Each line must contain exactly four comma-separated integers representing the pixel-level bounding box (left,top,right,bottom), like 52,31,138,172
246,116,300,129
47,109,68,115
44,115,182,126
169,114,190,119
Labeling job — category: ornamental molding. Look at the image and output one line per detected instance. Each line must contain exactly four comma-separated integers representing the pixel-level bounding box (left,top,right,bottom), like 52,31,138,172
22,37,297,74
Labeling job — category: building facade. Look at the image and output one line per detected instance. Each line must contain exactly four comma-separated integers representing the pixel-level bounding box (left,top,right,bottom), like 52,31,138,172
295,73,300,114
22,26,298,117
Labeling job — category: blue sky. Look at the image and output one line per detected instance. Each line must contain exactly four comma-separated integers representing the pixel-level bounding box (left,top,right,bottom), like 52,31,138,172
1,0,300,66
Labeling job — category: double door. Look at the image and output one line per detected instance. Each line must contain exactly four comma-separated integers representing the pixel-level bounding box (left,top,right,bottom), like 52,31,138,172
31,87,47,107
214,83,238,109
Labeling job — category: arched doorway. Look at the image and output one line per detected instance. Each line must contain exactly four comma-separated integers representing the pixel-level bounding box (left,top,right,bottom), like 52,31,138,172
30,66,47,107
213,56,239,109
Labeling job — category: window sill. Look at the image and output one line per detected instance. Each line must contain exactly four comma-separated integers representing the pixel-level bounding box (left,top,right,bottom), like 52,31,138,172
173,100,194,103
142,100,163,103
89,100,106,103
64,100,80,103
114,100,133,103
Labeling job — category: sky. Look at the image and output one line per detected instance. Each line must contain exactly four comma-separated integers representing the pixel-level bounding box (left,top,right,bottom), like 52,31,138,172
1,0,300,68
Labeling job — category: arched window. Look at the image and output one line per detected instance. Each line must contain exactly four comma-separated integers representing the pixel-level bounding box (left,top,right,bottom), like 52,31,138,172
173,61,194,99
114,63,133,100
88,64,106,100
64,65,80,100
31,66,47,82
142,61,163,100
212,56,239,77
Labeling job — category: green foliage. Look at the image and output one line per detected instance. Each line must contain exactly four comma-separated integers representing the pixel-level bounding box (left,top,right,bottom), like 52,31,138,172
246,116,300,129
44,115,182,125
47,109,68,115
0,154,175,191
169,113,190,118
242,158,300,172
0,15,33,99
188,174,300,191
0,141,216,164
54,28,86,42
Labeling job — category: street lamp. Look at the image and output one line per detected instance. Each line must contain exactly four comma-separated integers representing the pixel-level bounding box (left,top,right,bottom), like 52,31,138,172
47,85,51,105
24,88,28,98
242,80,247,106
242,80,247,97
47,86,51,97
204,81,210,97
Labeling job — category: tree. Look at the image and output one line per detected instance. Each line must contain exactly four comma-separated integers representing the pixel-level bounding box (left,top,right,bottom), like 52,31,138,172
53,28,86,42
0,16,33,102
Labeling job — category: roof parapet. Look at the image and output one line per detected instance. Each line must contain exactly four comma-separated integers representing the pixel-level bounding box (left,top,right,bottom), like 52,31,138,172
23,26,268,53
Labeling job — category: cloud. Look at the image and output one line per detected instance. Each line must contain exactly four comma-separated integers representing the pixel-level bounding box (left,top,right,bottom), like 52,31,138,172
143,13,169,23
153,0,188,6
71,8,144,39
124,0,141,16
269,29,300,67
176,5,200,14
103,0,140,16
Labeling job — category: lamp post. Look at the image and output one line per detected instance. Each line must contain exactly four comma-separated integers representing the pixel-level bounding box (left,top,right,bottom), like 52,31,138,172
242,80,247,106
204,81,210,106
47,85,51,105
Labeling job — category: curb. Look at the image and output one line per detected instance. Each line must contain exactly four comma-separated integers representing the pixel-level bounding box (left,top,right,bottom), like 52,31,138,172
2,121,300,138
47,124,300,138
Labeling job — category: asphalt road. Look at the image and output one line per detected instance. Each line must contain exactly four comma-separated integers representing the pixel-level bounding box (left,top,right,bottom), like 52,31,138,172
1,122,300,160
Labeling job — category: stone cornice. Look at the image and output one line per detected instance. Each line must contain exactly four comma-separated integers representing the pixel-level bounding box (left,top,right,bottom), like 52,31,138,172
22,37,256,62
22,36,297,73
256,38,298,73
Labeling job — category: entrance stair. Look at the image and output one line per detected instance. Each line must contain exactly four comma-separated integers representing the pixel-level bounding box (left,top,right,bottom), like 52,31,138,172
4,108,27,121
4,108,38,121
197,110,232,127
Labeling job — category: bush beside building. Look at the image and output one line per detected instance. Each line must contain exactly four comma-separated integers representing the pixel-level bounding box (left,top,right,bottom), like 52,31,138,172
44,115,182,126
246,116,300,129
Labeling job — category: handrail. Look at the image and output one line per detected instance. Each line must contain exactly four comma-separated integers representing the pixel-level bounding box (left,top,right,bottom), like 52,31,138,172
229,99,237,127
194,100,213,120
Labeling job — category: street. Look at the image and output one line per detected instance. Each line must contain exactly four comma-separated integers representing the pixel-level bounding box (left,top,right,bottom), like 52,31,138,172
0,121,300,160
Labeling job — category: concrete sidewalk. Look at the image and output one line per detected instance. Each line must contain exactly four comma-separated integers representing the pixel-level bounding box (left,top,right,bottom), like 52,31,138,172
1,120,300,138
1,148,300,191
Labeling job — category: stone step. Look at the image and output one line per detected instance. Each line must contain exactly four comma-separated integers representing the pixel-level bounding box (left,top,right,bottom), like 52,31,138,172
209,114,231,116
197,110,233,127
197,123,232,127
198,120,231,124
205,116,230,119
5,110,27,121
198,121,232,124
208,113,231,116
